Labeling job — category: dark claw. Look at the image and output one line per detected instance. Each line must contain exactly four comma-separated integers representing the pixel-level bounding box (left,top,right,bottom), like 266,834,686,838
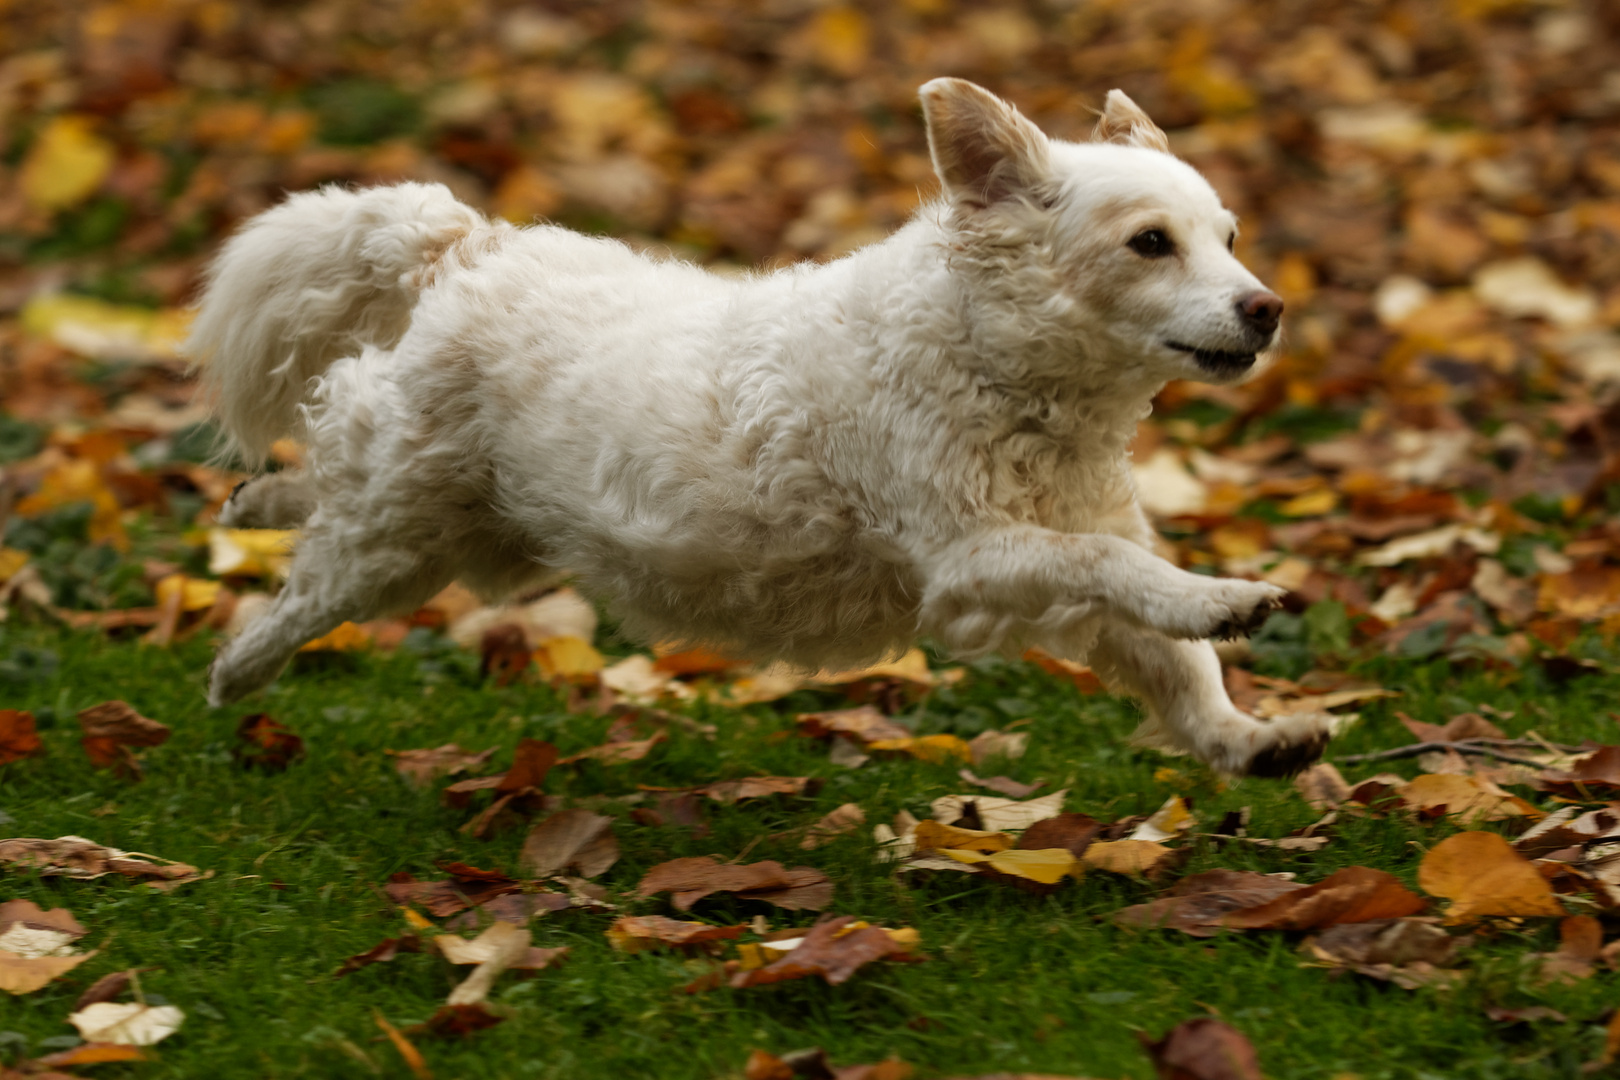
1245,732,1329,779
1209,595,1282,641
228,479,249,501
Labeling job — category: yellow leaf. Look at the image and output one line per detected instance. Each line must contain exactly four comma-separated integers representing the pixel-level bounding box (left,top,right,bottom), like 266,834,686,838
1279,488,1339,518
0,548,28,583
20,294,193,362
154,575,222,613
401,908,434,932
534,635,604,681
913,820,1013,854
14,460,126,551
208,528,298,578
865,734,972,764
808,7,870,76
1418,831,1566,924
1398,773,1541,824
1082,839,1172,876
940,846,1079,884
300,621,370,653
19,116,114,212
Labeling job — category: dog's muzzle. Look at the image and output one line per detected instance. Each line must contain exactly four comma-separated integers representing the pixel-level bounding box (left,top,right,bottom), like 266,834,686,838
1165,341,1259,377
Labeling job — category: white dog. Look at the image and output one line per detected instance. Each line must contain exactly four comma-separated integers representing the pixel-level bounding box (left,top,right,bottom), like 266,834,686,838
188,78,1330,777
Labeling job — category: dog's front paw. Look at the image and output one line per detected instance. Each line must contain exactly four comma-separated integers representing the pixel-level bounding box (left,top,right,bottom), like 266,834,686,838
1150,578,1285,641
1237,711,1331,779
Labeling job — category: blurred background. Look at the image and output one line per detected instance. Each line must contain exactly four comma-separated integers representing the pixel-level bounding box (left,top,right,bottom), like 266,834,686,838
3,0,1620,662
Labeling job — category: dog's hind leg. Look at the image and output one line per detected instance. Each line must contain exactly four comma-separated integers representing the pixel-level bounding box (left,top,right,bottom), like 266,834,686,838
1087,624,1330,778
207,515,450,705
218,471,318,529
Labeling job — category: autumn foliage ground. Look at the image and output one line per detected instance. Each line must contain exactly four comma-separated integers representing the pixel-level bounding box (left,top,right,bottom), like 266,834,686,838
7,0,1620,1077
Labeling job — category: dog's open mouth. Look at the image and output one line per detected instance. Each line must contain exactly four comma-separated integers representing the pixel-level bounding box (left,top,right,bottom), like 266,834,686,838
1166,341,1257,376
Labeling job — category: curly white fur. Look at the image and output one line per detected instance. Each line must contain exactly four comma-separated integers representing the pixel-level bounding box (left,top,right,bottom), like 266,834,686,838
188,79,1331,777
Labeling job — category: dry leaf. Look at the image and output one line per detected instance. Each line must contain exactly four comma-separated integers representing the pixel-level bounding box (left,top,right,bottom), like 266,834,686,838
68,1002,185,1046
1139,1018,1262,1080
606,915,746,953
0,899,94,995
1216,867,1427,931
866,734,973,764
731,915,909,988
388,744,496,787
967,729,1029,765
930,790,1067,832
1399,712,1507,743
0,836,204,887
1516,806,1620,858
1294,762,1352,810
1017,814,1103,857
335,934,423,977
1083,840,1175,877
1129,796,1196,843
801,803,866,849
1394,773,1541,823
436,922,567,971
1115,870,1313,937
78,701,169,779
1418,831,1566,924
518,809,618,878
958,769,1043,799
0,710,44,766
234,713,305,771
912,820,1014,854
374,1011,432,1080
939,847,1079,885
638,857,833,912
1534,914,1602,984
33,1043,148,1066
1301,918,1463,989
1539,745,1620,799
796,706,911,744
746,1047,912,1080
445,919,531,1005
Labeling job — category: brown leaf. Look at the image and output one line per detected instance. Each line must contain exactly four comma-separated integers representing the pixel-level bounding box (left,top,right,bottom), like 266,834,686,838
1516,806,1620,858
731,916,908,988
558,731,665,765
33,1043,148,1066
442,892,574,929
73,967,154,1010
645,776,822,804
518,809,618,878
1484,1006,1568,1024
0,837,203,886
958,769,1044,799
383,864,523,917
388,744,496,787
746,1048,913,1080
1293,762,1351,810
374,1011,432,1080
1082,840,1175,877
0,710,44,766
1418,831,1567,924
1399,711,1507,744
1215,867,1427,931
410,1002,506,1037
638,857,833,911
1301,918,1463,989
1016,814,1102,857
334,934,423,977
78,701,169,778
1394,773,1540,823
1535,914,1603,984
1139,1018,1263,1080
233,713,304,771
499,738,559,793
606,915,746,952
1114,870,1309,937
801,803,866,849
1539,745,1620,799
796,706,912,744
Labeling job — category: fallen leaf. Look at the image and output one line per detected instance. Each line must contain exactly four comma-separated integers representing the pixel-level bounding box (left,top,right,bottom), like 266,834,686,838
67,1002,184,1046
557,731,665,765
1083,840,1175,877
731,915,910,988
1394,773,1541,823
435,922,567,971
73,968,149,1010
1115,870,1311,937
746,1047,912,1080
939,847,1079,886
967,729,1029,765
0,836,204,887
912,820,1014,854
445,919,532,1005
958,769,1043,799
796,706,912,744
334,934,423,977
78,701,169,779
1301,918,1463,989
233,713,305,771
383,865,524,917
930,790,1067,832
33,1043,148,1066
866,734,973,764
533,634,604,682
1418,831,1567,924
1399,711,1507,743
0,710,44,766
1534,914,1602,984
518,809,618,878
1485,1005,1568,1024
606,915,746,953
638,857,833,911
1516,806,1620,858
1017,814,1103,857
1129,796,1197,843
374,1011,432,1080
388,744,496,787
801,803,866,849
20,115,115,212
0,899,94,995
1022,647,1105,693
1539,745,1620,799
648,776,821,804
1139,1018,1262,1080
1294,763,1352,810
208,528,297,578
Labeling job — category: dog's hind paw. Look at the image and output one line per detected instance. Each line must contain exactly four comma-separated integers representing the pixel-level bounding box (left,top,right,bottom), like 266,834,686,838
1238,713,1331,779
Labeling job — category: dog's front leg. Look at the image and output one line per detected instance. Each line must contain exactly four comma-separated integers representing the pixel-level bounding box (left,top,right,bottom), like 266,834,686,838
918,524,1284,654
1087,624,1330,777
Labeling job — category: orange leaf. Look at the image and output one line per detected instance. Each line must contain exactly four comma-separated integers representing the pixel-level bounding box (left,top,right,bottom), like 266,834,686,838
1418,831,1566,924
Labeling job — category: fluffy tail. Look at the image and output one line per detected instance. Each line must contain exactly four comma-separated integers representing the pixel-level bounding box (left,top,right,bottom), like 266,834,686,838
186,182,486,464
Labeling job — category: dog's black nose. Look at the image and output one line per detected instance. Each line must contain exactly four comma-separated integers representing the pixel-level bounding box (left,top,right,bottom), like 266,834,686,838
1236,290,1283,336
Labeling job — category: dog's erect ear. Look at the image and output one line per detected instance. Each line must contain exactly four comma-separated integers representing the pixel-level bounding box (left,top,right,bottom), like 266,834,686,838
919,78,1051,210
1091,90,1170,153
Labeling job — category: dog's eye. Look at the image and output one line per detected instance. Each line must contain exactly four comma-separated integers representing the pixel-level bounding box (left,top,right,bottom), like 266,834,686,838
1127,229,1174,258
1226,233,1236,253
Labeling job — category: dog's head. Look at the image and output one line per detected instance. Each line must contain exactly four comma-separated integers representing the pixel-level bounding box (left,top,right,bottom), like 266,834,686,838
919,78,1281,388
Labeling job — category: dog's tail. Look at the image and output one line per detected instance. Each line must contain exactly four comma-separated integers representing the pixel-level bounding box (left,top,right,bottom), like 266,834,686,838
186,182,485,464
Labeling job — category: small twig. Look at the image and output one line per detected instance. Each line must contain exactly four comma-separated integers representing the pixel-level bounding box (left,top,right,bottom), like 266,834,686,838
1335,741,1548,768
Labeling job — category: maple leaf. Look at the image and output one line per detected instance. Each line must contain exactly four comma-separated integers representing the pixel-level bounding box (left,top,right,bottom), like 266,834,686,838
77,701,169,779
233,713,305,771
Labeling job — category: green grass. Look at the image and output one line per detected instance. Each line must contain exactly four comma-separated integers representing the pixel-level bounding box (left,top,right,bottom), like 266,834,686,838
1,622,1617,1079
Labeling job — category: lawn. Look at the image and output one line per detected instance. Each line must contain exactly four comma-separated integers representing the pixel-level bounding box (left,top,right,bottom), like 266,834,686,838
2,618,1617,1079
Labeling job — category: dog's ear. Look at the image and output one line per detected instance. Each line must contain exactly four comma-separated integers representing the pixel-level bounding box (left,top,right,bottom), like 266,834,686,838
1092,90,1170,153
919,78,1051,210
